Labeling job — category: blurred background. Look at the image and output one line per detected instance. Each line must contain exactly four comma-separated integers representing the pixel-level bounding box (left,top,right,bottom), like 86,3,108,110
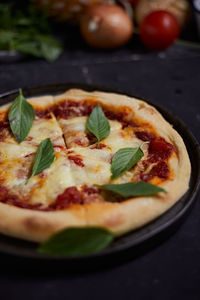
0,0,199,63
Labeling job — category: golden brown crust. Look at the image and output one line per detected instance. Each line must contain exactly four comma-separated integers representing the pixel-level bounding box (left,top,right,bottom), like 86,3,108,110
0,89,191,242
0,203,86,242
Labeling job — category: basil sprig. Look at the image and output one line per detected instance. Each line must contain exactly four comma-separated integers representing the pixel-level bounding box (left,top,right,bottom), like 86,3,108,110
87,104,110,147
30,138,55,178
38,227,114,256
99,181,166,198
8,89,35,143
111,146,144,179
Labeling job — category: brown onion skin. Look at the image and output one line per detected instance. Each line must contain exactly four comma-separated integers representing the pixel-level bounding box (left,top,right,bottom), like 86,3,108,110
80,4,134,49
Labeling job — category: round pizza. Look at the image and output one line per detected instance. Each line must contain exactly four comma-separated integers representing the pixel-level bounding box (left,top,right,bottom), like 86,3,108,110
0,89,191,248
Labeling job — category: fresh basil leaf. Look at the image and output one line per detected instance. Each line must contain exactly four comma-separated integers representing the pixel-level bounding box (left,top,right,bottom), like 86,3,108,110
8,89,35,143
13,34,63,61
14,40,43,57
111,147,144,179
38,227,114,256
100,181,166,198
0,4,63,61
86,104,110,147
0,30,16,49
31,138,55,178
37,35,63,62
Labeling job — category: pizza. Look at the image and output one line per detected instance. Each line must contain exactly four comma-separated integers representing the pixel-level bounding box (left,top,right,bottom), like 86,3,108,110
0,89,191,244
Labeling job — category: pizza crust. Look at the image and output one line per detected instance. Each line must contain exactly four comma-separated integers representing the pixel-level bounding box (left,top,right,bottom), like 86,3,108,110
0,202,86,242
0,89,191,242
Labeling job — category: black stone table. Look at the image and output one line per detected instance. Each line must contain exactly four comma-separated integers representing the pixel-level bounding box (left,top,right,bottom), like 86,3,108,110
0,35,200,300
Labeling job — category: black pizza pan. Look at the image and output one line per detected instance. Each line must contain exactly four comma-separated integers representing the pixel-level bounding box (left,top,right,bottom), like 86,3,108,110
0,83,199,271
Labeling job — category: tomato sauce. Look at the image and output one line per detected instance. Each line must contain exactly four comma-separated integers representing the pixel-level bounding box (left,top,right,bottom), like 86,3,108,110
0,120,12,141
148,137,174,163
90,143,106,149
50,187,83,209
55,100,94,119
68,155,85,167
0,120,9,128
35,109,52,119
135,131,156,141
82,185,100,195
50,185,101,210
0,186,44,210
151,161,170,179
55,100,137,128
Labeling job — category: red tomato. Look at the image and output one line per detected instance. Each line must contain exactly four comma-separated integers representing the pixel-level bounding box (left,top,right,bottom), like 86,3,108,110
139,10,180,51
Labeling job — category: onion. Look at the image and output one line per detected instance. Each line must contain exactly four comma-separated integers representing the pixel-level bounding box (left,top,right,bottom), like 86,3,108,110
80,3,134,49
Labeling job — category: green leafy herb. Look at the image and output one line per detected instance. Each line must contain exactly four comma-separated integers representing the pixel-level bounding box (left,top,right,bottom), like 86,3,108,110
31,138,55,178
0,4,63,61
8,89,35,143
38,227,114,256
86,104,110,147
99,181,166,198
11,33,62,62
111,146,144,179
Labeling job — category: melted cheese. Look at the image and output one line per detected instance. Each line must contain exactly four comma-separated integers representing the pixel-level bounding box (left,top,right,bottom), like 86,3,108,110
27,115,65,147
58,117,89,148
68,147,112,185
29,153,75,205
0,112,152,207
0,114,65,161
103,122,142,153
0,143,35,160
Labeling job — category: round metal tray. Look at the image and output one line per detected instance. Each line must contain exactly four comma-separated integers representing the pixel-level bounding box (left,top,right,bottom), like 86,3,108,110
0,83,199,270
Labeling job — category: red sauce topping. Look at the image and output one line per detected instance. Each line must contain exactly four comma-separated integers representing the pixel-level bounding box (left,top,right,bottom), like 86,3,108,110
73,137,89,147
122,120,137,129
151,161,170,179
90,143,106,149
135,131,156,142
50,186,102,210
103,110,127,123
82,185,100,195
50,187,83,209
68,155,84,167
35,109,52,119
55,100,137,128
148,138,174,163
140,173,151,182
0,120,12,141
54,145,66,151
0,185,101,211
140,161,169,181
0,186,43,210
55,100,94,119
0,120,9,128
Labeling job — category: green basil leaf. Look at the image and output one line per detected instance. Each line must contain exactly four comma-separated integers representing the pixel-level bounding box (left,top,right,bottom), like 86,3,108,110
111,147,144,179
31,138,55,178
8,89,35,143
86,104,110,147
13,34,63,61
38,227,114,256
37,35,63,62
100,181,166,198
0,30,16,48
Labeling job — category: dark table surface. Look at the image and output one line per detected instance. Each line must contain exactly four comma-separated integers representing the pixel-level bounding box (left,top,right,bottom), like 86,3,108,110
0,30,200,300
